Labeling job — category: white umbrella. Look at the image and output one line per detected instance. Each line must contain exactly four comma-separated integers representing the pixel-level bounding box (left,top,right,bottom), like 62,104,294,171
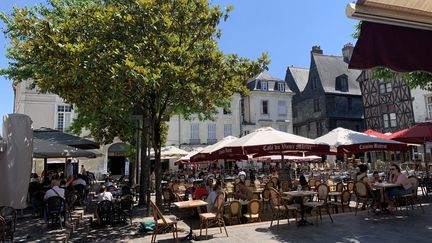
175,147,206,164
315,127,406,154
214,127,329,157
150,146,189,159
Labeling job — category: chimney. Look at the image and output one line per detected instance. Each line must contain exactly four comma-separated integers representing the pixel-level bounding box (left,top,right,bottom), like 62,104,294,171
342,43,354,63
311,45,323,54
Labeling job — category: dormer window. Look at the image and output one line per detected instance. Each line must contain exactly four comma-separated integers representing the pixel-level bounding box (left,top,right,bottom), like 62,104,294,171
277,82,285,92
258,81,268,91
335,75,349,92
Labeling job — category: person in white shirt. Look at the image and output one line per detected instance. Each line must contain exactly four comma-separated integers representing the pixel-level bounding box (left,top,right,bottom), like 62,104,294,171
44,179,65,200
97,186,114,202
206,183,221,212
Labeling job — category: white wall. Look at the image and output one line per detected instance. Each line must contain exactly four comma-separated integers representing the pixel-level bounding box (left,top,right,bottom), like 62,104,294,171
411,87,432,123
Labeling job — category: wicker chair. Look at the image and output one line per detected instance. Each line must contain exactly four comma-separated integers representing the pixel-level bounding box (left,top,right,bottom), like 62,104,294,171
223,200,242,225
353,181,374,215
335,182,345,192
308,179,316,190
199,192,228,239
271,177,279,189
244,199,262,223
266,181,274,189
400,176,424,212
245,179,251,187
162,188,176,212
0,206,16,242
150,201,178,243
262,188,271,211
304,184,333,224
329,190,352,213
269,188,297,228
347,181,355,193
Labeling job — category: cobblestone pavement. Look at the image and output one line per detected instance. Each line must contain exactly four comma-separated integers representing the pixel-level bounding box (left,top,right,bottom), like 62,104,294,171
131,203,432,243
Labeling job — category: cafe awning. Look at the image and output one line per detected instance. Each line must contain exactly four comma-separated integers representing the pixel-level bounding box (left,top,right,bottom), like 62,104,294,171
34,127,100,149
346,0,432,73
33,138,97,158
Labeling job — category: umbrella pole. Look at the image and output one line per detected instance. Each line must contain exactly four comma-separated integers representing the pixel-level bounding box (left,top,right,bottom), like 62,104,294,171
424,143,429,178
44,158,48,183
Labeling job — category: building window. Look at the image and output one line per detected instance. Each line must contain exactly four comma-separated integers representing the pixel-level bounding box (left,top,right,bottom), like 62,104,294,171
293,107,298,118
278,100,287,116
262,100,269,115
383,113,397,128
335,75,349,92
258,81,268,91
307,122,311,131
57,105,72,131
223,102,232,115
348,97,352,111
313,98,320,112
190,123,199,139
277,82,285,92
278,124,288,132
426,96,432,119
294,126,299,135
379,81,392,94
224,124,232,137
207,124,216,139
316,121,323,136
243,130,250,136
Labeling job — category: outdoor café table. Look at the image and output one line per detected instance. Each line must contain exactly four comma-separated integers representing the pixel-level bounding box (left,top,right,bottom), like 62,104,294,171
372,182,399,213
283,190,317,226
173,200,208,241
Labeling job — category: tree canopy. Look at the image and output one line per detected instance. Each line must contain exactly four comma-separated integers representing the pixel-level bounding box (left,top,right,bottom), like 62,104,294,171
1,0,269,206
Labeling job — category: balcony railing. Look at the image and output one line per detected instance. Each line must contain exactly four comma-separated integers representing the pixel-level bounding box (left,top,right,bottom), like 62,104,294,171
207,139,218,145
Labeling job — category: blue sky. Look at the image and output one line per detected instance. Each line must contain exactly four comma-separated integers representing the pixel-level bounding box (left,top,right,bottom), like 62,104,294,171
0,0,357,135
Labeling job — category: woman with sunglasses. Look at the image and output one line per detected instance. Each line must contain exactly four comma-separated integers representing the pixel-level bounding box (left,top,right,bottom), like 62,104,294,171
386,164,412,209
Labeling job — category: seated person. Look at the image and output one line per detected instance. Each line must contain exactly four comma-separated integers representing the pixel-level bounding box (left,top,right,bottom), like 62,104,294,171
234,181,253,201
72,174,87,186
44,179,65,200
104,177,113,188
185,181,198,199
206,182,222,212
194,182,209,200
97,185,114,202
205,178,214,193
369,171,382,184
356,164,378,209
386,164,412,208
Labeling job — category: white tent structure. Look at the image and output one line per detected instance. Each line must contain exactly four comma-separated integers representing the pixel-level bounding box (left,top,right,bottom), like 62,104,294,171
0,114,33,209
315,127,406,154
175,147,205,164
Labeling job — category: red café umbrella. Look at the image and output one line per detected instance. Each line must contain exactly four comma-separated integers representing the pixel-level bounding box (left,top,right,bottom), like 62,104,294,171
388,123,432,144
190,136,248,162
212,127,330,159
363,129,390,139
389,122,432,177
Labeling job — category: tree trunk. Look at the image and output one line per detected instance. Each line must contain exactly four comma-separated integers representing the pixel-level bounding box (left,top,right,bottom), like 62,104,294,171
139,111,150,208
152,117,163,208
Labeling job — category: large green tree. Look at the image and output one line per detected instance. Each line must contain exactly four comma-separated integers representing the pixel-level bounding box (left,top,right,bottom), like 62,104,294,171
1,0,269,207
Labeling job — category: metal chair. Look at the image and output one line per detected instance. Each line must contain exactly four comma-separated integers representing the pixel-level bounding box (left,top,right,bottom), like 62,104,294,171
400,176,424,212
120,195,134,225
330,190,352,213
0,206,16,242
97,200,113,225
45,196,66,228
